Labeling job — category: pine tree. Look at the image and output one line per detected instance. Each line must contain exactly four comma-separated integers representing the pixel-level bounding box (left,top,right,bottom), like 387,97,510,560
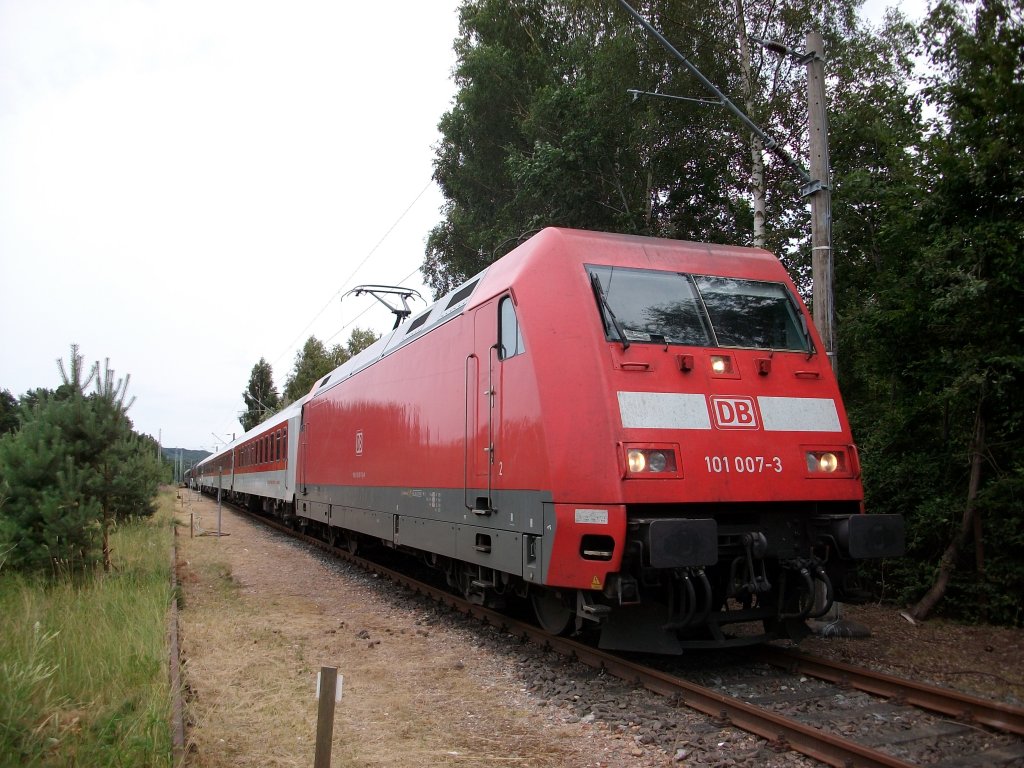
0,395,103,574
0,389,18,436
0,346,161,576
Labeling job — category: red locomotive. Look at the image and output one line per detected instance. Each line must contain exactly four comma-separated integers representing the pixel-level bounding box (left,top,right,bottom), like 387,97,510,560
195,228,903,653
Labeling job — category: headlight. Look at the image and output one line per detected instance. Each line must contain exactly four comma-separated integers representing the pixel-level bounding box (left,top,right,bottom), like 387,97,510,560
710,355,733,374
624,445,679,477
647,451,668,472
806,450,844,474
817,452,839,472
627,449,646,473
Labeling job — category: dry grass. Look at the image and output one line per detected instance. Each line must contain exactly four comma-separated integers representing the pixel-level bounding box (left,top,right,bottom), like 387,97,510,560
175,492,631,768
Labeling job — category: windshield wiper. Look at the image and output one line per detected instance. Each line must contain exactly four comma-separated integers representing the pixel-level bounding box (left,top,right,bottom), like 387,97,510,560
590,272,630,350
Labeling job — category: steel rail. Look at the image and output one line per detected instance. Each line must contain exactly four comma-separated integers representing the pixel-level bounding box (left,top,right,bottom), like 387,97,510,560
228,504,922,768
756,645,1024,736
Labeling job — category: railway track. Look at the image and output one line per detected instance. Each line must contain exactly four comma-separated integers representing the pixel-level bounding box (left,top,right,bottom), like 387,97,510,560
227,500,1024,768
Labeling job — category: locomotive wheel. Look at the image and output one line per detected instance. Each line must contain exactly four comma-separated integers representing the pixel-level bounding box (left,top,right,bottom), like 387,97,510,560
531,590,574,635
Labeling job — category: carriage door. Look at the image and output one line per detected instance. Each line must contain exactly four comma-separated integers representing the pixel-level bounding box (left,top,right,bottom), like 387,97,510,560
468,299,499,513
467,294,525,514
298,402,309,495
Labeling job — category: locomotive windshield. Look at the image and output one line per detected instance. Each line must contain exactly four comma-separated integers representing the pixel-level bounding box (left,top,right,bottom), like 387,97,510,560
588,265,811,352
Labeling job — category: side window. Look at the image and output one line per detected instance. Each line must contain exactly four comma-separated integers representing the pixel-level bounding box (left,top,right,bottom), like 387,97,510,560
498,296,526,360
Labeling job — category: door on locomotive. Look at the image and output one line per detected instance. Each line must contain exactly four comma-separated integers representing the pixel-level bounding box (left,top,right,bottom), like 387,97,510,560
468,298,499,513
466,293,529,515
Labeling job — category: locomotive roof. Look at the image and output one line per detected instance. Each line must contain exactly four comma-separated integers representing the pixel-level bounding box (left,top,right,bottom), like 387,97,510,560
307,227,787,400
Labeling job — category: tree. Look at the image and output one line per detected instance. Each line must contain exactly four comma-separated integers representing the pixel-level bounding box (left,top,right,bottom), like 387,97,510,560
240,358,280,432
425,0,889,297
901,0,1024,621
833,0,1023,624
282,337,337,403
425,0,750,295
0,404,101,574
345,327,379,357
0,389,18,436
281,329,380,404
0,346,162,576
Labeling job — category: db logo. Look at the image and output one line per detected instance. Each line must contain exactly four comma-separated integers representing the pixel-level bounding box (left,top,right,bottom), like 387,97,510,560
355,430,364,455
710,396,759,430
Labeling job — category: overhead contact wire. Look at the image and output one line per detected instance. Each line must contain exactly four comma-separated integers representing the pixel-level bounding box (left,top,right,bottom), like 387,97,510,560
271,180,434,367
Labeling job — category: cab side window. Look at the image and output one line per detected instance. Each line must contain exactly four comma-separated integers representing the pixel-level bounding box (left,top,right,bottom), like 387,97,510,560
498,296,526,360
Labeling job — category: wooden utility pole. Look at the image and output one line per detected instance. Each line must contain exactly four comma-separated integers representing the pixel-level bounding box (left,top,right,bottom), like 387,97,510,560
616,2,837,367
805,29,835,372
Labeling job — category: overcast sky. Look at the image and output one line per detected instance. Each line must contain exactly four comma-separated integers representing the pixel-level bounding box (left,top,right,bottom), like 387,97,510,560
0,0,922,453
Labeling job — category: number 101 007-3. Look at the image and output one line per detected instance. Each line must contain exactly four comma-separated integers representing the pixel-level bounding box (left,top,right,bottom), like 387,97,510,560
704,455,783,474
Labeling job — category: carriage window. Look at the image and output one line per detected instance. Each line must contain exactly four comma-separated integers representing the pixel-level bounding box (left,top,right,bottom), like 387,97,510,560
498,297,526,360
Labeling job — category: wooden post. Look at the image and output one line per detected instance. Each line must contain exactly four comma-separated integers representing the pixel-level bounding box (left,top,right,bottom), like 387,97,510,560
314,667,339,768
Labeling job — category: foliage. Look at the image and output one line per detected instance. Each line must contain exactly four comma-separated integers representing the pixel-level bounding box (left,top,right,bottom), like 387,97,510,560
0,389,17,436
838,0,1024,624
426,0,736,294
345,327,380,357
0,346,164,576
425,0,875,296
281,327,380,403
282,337,343,403
240,357,280,432
0,493,175,765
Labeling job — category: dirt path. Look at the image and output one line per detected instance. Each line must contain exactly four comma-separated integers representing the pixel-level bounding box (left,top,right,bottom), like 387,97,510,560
175,492,675,767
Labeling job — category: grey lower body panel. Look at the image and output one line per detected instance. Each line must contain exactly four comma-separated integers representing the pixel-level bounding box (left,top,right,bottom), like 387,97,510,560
297,484,552,580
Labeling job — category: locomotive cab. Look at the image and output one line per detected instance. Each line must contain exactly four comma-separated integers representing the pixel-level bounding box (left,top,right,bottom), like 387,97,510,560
505,231,904,652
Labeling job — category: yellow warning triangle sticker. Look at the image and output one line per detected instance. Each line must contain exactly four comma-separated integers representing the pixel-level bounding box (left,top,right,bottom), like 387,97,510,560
590,575,602,589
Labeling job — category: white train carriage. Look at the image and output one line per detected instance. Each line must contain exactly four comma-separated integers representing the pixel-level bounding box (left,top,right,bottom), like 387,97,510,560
196,395,309,517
